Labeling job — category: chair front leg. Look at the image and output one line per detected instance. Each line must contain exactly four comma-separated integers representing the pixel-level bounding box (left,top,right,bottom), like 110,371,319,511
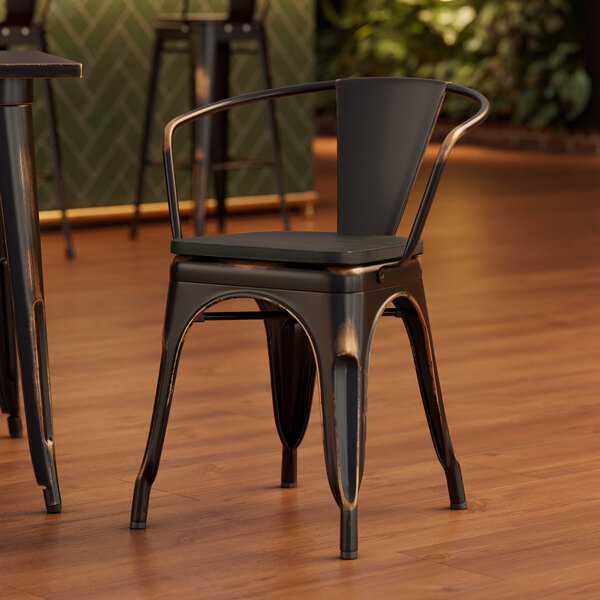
394,286,466,510
130,280,212,529
300,292,380,559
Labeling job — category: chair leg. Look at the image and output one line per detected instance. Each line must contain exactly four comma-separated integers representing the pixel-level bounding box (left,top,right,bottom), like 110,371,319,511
258,300,315,488
0,228,21,437
131,35,163,239
300,292,380,559
38,35,75,259
257,29,289,230
394,287,466,510
130,280,213,529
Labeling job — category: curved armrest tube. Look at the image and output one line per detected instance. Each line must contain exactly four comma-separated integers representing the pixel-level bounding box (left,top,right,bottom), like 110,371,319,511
163,78,488,244
163,80,336,239
400,82,489,264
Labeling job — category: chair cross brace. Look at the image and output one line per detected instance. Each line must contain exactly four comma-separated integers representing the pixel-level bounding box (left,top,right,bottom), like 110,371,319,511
193,307,403,323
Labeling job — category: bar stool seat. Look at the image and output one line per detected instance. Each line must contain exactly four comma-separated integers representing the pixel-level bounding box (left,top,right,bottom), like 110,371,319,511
132,0,288,237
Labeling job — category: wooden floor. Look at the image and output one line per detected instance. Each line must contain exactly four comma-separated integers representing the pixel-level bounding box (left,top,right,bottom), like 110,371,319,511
1,138,600,598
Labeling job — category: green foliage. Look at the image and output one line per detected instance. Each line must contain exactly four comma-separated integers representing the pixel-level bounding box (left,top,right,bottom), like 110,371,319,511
317,0,591,128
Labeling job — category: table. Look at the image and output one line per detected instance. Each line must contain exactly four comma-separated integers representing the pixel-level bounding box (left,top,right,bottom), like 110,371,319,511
0,51,81,512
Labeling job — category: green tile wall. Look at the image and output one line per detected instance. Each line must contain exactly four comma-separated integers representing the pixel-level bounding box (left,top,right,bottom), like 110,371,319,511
31,0,316,210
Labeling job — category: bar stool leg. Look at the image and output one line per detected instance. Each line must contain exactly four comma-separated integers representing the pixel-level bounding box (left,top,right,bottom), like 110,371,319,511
131,35,164,238
191,25,216,235
39,35,75,258
40,78,74,258
213,43,229,232
257,27,289,230
0,96,61,512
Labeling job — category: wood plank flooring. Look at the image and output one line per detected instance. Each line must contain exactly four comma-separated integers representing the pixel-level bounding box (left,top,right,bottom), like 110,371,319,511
0,138,599,598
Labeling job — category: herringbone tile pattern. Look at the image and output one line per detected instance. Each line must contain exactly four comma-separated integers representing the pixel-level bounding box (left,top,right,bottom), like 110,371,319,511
30,0,315,209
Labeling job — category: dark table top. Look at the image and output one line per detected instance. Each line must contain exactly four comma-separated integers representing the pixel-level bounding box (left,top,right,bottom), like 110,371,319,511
0,51,82,79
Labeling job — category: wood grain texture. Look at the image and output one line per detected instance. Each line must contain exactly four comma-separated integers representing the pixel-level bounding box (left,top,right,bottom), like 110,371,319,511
0,138,599,598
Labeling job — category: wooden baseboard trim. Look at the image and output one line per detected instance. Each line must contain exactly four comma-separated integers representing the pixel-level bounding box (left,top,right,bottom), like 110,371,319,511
38,191,318,227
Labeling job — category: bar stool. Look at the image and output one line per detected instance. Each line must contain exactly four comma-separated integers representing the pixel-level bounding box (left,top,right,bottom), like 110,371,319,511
131,0,288,237
0,0,74,258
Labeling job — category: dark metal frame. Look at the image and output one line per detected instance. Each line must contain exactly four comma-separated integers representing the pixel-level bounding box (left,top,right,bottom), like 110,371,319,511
130,77,489,559
0,50,81,513
0,0,74,258
131,0,287,237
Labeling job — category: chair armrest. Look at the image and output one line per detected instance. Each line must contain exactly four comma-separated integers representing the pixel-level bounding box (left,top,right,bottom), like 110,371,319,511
163,80,335,239
400,83,489,265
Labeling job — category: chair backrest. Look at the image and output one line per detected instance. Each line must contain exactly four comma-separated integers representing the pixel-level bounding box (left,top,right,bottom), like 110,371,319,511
162,78,489,261
4,0,36,26
180,0,256,22
336,78,445,236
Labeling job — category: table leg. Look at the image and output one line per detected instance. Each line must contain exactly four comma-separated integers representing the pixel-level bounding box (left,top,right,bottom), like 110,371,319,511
0,87,61,513
0,222,21,437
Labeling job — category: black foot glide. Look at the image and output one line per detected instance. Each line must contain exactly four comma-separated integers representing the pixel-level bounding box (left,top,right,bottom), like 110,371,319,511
43,487,62,514
340,508,358,560
7,415,22,437
447,459,467,509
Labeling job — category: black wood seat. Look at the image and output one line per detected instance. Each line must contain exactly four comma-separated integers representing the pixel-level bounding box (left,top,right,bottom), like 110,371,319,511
171,231,424,265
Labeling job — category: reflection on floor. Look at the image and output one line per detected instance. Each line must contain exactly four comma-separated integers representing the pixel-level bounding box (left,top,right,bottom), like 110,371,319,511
0,139,599,598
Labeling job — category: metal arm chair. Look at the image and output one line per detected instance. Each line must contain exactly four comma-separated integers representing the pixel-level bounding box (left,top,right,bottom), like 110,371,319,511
130,77,489,559
0,0,74,258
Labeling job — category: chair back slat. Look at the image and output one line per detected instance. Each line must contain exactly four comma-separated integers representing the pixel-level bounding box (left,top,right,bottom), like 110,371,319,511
5,0,36,26
228,0,255,23
336,77,446,235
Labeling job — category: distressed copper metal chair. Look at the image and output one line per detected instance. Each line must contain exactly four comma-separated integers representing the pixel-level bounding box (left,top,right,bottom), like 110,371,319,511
130,77,489,559
131,0,287,236
0,0,74,258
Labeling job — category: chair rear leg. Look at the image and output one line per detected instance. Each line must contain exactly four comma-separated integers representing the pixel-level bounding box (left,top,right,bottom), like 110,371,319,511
258,301,315,487
394,290,466,510
130,281,203,528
